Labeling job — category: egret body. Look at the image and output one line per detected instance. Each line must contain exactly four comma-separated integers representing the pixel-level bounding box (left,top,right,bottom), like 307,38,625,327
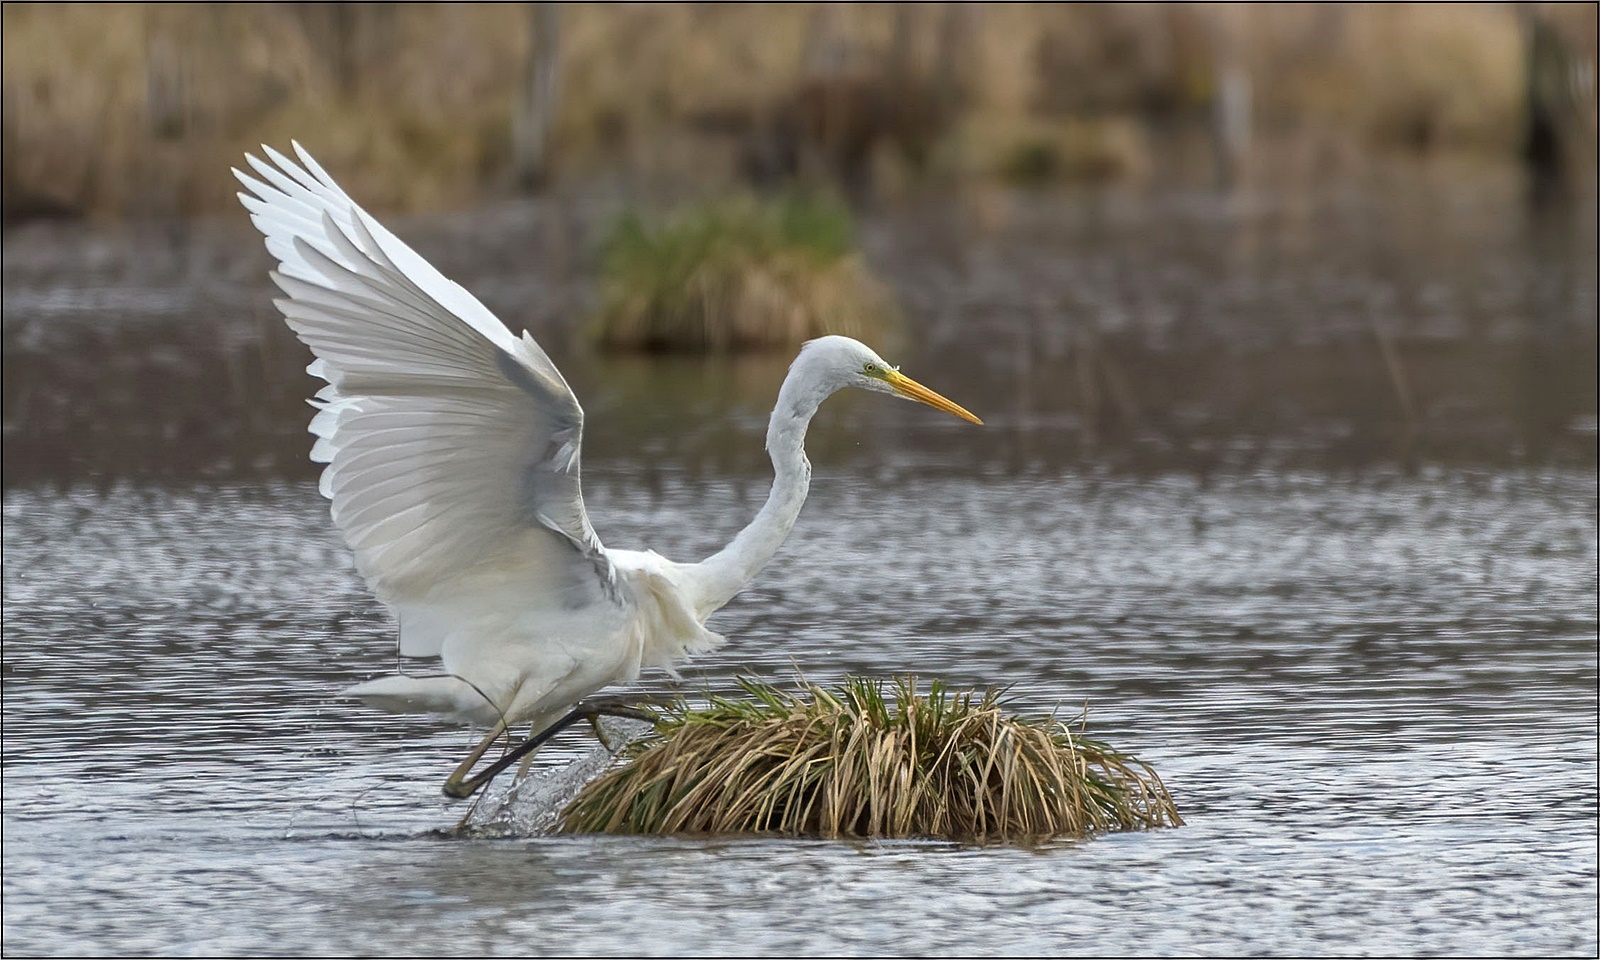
236,144,981,795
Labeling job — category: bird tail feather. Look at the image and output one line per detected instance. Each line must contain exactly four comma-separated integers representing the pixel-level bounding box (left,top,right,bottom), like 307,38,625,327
341,674,501,725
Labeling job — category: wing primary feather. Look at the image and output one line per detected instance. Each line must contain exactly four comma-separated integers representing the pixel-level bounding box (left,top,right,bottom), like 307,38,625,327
245,153,332,218
290,141,351,200
242,143,618,613
263,143,337,198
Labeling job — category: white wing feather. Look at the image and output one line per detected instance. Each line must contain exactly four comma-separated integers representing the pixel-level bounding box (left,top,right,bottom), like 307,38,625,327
236,143,616,658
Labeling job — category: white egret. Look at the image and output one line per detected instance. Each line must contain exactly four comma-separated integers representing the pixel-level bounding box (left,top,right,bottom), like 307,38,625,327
235,144,982,797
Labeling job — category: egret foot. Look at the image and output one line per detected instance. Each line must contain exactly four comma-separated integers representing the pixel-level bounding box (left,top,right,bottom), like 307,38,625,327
513,701,634,780
441,696,659,800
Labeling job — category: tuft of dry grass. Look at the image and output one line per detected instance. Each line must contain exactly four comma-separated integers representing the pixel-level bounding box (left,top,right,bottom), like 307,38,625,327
591,194,895,353
559,676,1182,842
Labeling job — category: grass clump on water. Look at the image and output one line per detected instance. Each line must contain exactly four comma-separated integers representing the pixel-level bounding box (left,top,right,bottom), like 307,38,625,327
591,194,895,353
559,676,1182,842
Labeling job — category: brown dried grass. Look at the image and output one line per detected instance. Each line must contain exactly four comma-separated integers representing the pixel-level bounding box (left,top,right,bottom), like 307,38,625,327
6,3,1582,220
559,676,1182,843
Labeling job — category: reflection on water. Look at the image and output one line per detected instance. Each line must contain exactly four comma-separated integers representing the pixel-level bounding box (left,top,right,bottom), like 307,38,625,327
2,164,1597,955
2,164,1596,486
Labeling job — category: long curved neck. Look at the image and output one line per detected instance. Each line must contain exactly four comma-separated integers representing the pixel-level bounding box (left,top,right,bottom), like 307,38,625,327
688,363,832,618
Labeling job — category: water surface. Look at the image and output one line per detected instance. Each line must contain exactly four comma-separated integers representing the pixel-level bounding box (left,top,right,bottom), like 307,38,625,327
3,473,1595,956
3,166,1597,955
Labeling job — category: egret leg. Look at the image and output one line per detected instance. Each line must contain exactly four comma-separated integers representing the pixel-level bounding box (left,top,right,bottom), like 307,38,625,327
588,714,616,753
441,697,658,800
441,720,510,799
513,719,550,781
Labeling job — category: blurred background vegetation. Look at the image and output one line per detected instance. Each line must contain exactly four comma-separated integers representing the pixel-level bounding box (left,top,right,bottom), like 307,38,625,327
4,2,1596,220
2,3,1595,480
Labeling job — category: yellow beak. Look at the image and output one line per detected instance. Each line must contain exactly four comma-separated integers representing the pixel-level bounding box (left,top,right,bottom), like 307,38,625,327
884,370,984,425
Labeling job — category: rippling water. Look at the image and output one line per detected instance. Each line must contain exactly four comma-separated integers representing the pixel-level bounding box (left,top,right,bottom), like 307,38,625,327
4,472,1595,956
4,167,1597,955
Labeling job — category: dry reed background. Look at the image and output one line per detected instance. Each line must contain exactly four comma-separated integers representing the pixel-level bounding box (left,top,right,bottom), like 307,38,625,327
4,3,1596,221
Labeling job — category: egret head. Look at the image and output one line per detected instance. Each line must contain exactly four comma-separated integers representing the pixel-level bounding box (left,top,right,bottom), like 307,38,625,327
801,335,983,425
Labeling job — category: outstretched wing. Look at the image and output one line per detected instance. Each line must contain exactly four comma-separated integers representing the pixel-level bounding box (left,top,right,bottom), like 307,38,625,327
236,143,616,656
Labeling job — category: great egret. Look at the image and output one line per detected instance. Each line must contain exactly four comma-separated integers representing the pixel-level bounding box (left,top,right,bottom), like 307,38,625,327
235,143,982,797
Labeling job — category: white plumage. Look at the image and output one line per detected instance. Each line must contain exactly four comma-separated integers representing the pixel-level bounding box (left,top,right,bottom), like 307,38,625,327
237,143,981,790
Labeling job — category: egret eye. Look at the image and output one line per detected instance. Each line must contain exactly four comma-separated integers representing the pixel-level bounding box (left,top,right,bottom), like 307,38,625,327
864,363,879,375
